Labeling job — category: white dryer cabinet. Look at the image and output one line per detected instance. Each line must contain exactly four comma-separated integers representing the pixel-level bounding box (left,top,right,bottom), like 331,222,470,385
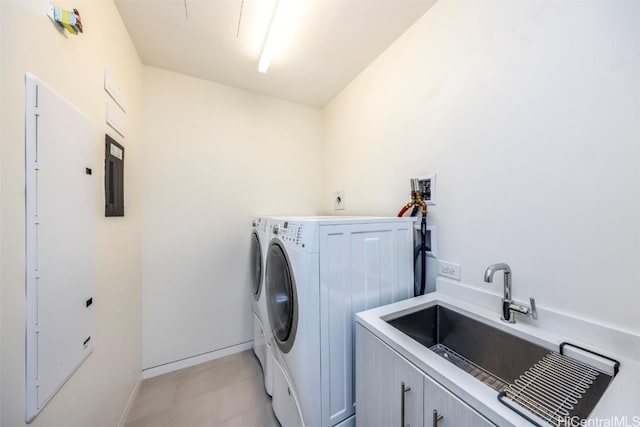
356,324,494,427
318,219,415,426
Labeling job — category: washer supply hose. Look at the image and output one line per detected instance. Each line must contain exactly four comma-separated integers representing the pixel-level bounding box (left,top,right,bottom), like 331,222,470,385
409,209,429,296
419,216,427,296
398,178,429,296
397,205,411,217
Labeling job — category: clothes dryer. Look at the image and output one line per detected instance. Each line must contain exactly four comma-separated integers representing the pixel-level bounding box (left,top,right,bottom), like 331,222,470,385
265,216,416,427
250,217,273,396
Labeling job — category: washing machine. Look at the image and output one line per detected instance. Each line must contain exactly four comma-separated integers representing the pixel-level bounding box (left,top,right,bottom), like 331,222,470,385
250,217,273,396
265,216,416,427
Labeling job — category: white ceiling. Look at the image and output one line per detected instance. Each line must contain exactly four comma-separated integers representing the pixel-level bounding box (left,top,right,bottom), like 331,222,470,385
115,0,436,107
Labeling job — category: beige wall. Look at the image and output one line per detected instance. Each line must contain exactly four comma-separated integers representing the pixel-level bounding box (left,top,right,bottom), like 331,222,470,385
323,0,640,333
140,67,323,369
2,0,639,423
1,1,143,426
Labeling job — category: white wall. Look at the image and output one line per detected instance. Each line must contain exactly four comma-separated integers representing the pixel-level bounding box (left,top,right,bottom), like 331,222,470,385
1,1,143,426
0,2,4,422
141,67,323,369
323,0,640,334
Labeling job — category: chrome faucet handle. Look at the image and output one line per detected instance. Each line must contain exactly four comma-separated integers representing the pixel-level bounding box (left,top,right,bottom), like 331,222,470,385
529,297,538,320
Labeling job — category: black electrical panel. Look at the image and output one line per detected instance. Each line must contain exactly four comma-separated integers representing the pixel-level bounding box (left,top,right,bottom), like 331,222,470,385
105,134,124,217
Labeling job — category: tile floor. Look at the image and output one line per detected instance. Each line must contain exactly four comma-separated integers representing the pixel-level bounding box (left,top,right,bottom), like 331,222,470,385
125,350,280,427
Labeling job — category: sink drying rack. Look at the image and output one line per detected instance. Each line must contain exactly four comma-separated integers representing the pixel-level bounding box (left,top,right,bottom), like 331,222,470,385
430,342,619,427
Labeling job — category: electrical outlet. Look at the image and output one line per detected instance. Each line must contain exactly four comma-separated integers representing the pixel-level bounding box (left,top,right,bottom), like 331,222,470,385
438,260,461,280
333,191,345,210
416,174,436,205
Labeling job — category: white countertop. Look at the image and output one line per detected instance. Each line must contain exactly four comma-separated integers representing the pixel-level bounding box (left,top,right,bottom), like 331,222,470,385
356,281,640,426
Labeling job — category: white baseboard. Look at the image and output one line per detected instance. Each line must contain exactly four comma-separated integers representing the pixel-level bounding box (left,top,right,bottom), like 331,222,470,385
117,374,142,427
142,341,254,379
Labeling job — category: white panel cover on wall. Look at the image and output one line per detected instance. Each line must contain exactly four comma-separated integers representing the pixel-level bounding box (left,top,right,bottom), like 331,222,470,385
25,74,96,423
318,221,414,426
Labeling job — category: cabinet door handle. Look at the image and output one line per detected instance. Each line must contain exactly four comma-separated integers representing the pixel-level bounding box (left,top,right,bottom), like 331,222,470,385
432,409,444,426
401,382,411,427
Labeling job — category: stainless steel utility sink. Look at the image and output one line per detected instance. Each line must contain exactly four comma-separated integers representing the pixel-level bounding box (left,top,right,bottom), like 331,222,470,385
387,305,616,426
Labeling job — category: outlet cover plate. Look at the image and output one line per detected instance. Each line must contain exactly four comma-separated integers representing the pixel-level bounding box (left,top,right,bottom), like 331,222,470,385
438,260,461,280
333,191,345,210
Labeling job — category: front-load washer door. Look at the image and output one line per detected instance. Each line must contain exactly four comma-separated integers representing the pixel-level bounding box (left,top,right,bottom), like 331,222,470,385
266,242,298,354
250,231,262,301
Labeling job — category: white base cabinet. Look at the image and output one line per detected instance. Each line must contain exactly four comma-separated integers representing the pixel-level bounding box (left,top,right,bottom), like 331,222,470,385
356,324,494,427
423,373,494,427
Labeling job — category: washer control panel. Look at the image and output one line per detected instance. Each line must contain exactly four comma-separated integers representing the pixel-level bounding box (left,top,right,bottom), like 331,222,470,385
272,221,305,247
253,217,270,234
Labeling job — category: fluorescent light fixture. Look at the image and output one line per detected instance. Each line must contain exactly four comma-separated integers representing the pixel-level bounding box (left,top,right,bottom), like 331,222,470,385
258,0,304,74
242,0,278,57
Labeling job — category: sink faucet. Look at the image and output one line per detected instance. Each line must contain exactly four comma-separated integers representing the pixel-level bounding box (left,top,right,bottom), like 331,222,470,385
484,263,537,324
